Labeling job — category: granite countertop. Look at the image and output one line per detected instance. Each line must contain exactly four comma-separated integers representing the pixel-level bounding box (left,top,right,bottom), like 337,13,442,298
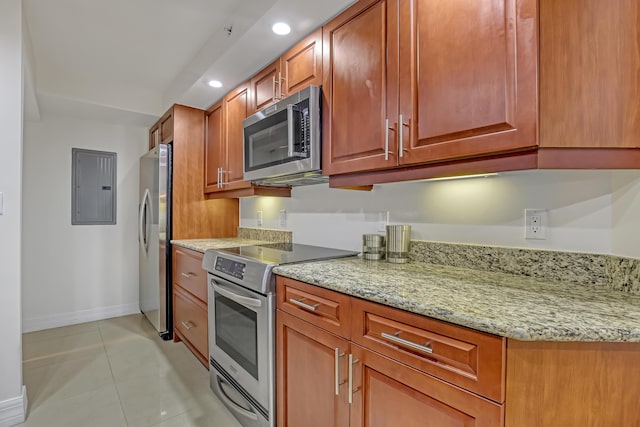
273,257,640,342
171,238,271,253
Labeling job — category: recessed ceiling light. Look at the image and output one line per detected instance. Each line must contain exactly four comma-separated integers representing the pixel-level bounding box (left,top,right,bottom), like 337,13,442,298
272,22,291,35
208,80,222,88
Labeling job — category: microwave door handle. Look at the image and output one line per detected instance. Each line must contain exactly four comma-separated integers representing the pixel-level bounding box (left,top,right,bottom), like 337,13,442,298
287,104,295,157
212,282,263,308
287,104,306,158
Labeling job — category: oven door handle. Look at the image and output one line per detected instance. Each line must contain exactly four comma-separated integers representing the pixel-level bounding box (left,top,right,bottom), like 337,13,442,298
214,375,260,421
212,282,263,308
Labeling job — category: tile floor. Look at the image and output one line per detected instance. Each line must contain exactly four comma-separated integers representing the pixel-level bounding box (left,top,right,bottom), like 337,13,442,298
18,314,241,427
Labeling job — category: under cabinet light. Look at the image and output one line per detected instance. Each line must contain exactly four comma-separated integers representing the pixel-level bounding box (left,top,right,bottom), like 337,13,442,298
423,173,499,182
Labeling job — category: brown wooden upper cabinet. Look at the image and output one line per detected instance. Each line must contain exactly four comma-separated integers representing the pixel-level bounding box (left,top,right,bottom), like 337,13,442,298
160,109,173,144
249,28,323,114
149,124,160,150
148,108,174,149
205,82,292,198
250,59,281,114
538,0,640,152
322,0,538,176
147,104,239,239
205,82,252,194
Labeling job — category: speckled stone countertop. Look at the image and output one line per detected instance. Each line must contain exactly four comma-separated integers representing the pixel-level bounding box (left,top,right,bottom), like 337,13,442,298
273,257,640,342
171,227,292,253
171,238,271,253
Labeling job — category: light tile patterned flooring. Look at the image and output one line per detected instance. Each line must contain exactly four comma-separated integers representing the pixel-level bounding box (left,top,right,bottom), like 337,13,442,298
18,314,241,427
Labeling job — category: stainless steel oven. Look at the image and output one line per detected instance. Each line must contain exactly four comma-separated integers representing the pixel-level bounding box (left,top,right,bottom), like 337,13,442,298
202,243,357,427
208,275,273,427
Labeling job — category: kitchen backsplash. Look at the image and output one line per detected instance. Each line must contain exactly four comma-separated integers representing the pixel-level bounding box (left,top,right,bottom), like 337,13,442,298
237,227,292,244
409,240,640,295
236,227,640,294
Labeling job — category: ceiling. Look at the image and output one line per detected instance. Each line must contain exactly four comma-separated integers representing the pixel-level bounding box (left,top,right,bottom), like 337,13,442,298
23,0,354,126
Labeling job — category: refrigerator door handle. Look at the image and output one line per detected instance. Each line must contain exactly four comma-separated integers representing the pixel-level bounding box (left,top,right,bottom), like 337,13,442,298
139,188,151,256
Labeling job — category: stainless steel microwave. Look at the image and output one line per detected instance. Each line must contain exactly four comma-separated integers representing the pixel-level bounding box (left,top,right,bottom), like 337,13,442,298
243,85,325,186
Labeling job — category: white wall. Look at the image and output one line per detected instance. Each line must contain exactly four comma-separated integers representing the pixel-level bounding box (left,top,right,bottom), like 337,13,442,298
240,170,640,258
22,114,148,332
0,0,26,424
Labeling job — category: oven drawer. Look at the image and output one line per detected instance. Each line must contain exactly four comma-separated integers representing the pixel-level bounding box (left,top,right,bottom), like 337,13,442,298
276,276,351,339
351,298,506,403
174,287,208,362
174,247,207,302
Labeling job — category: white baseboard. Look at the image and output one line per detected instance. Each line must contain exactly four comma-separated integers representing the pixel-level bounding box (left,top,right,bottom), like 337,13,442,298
22,303,140,333
0,385,27,427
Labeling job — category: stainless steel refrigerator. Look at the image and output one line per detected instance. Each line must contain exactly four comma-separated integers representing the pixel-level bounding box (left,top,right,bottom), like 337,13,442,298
138,144,172,340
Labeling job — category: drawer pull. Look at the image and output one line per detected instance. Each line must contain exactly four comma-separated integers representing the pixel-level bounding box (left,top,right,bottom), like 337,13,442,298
181,272,195,278
381,332,433,354
181,321,194,330
289,298,320,312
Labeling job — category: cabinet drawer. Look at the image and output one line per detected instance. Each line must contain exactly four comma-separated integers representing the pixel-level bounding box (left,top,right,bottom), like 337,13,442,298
173,247,207,302
174,288,208,360
351,343,503,427
351,298,505,403
276,277,351,339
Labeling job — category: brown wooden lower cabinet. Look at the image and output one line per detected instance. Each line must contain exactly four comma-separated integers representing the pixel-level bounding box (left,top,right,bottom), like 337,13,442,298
276,277,503,427
173,287,208,367
277,310,350,427
172,246,208,367
276,276,640,427
505,340,640,426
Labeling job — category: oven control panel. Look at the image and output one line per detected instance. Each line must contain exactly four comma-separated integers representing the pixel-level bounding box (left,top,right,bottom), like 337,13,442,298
214,256,246,280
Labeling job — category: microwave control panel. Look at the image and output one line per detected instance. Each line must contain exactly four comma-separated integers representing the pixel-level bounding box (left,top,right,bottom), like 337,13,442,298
214,257,246,280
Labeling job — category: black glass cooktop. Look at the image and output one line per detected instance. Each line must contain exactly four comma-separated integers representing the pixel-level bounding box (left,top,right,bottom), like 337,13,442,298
218,243,357,266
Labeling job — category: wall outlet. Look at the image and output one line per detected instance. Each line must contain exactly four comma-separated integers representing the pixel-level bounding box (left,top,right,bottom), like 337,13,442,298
377,211,389,232
256,210,263,227
525,209,547,240
279,209,287,227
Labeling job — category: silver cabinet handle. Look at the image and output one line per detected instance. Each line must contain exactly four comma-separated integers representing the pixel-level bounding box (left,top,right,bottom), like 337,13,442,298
289,298,320,312
279,71,286,98
384,118,389,161
381,332,433,354
272,75,277,102
218,167,229,187
334,348,345,396
348,354,359,404
399,114,404,158
181,321,193,330
398,114,410,158
181,272,194,278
